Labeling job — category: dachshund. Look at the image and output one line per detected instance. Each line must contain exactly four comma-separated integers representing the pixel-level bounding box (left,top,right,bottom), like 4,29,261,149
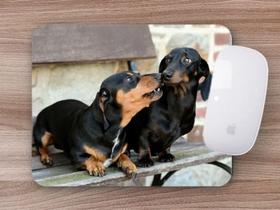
33,71,163,176
125,48,211,167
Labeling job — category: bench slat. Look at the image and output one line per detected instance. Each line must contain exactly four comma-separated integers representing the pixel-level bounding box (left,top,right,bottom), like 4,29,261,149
32,24,156,64
32,139,229,186
32,152,71,171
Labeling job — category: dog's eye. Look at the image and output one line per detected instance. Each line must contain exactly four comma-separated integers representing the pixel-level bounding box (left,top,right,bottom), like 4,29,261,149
183,57,192,64
100,89,110,100
165,57,171,64
126,75,133,82
101,90,108,97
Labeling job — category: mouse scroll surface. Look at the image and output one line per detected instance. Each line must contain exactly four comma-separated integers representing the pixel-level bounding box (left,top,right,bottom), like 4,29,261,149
204,46,268,155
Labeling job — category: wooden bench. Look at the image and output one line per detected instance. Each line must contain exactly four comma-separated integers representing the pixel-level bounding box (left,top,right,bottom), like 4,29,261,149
32,24,156,65
32,24,231,186
32,137,230,186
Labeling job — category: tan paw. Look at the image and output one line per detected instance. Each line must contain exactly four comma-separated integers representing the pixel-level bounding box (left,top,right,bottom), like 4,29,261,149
117,154,137,178
40,154,53,166
85,158,105,177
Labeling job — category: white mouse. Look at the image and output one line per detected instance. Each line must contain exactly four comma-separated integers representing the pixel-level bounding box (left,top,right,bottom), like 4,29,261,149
203,46,268,155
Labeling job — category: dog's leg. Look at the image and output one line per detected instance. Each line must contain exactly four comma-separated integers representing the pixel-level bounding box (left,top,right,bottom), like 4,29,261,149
36,131,54,166
117,154,137,178
78,145,108,176
158,147,175,162
84,156,105,176
138,148,154,167
137,136,154,167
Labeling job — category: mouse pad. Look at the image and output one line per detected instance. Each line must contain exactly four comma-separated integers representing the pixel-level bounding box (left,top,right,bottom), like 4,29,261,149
32,24,232,187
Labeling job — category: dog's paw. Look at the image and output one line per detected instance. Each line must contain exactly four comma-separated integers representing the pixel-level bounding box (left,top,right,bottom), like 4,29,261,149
40,154,53,167
124,167,137,179
86,160,105,177
119,162,137,178
158,153,175,162
137,157,154,167
117,154,137,178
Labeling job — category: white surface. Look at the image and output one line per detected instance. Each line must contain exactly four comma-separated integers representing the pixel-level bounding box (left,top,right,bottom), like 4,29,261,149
204,46,268,155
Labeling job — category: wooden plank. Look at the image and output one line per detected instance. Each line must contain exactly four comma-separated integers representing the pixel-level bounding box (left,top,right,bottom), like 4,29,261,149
32,139,229,186
32,24,156,64
31,137,203,169
0,0,280,209
34,145,228,187
32,165,76,180
32,152,71,170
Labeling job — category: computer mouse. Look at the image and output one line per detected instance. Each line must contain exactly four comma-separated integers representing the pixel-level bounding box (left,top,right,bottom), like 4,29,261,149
204,46,268,155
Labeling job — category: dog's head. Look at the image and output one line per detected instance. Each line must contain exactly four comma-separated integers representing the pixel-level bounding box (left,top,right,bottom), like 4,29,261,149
98,71,163,128
159,47,212,100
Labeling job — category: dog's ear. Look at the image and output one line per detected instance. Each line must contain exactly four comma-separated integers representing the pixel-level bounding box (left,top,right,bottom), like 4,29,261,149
159,56,167,73
99,88,110,110
98,88,111,129
198,58,212,100
197,58,210,78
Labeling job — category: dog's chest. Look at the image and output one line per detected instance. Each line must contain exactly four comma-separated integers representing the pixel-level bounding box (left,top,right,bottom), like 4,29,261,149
103,129,127,167
148,115,181,146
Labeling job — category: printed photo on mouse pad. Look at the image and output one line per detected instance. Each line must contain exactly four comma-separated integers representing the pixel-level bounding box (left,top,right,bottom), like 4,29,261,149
32,24,232,187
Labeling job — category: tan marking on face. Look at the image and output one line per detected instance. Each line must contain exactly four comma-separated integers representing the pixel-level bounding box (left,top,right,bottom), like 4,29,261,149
83,145,107,162
84,156,105,176
112,143,128,163
168,71,181,83
117,75,161,127
168,71,190,84
126,72,134,76
183,73,189,82
41,131,54,147
117,153,137,176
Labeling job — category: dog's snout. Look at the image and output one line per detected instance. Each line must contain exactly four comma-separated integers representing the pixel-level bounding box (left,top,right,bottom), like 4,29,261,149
144,73,162,81
154,73,162,81
162,71,173,81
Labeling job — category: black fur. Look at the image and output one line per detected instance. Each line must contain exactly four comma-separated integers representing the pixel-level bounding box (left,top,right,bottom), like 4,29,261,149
125,48,212,167
33,71,162,176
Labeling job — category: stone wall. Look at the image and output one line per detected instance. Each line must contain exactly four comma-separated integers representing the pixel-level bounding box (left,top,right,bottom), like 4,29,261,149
32,61,128,116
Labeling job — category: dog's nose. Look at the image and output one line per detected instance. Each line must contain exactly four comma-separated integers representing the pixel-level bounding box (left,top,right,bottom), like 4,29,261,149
162,71,173,81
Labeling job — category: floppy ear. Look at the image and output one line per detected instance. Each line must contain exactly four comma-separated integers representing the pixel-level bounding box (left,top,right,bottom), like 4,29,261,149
159,56,167,73
98,88,111,130
198,58,212,101
197,58,210,78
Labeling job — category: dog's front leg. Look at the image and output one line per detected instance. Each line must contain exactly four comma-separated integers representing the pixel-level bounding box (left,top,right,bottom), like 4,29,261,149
71,146,106,176
117,154,137,178
84,156,105,176
158,147,175,162
137,136,154,167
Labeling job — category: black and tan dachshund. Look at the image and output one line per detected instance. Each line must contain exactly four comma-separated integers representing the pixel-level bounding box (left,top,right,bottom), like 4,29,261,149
33,71,163,177
125,48,212,167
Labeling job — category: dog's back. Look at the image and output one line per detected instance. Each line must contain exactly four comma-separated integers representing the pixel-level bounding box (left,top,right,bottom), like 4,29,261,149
33,99,88,152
